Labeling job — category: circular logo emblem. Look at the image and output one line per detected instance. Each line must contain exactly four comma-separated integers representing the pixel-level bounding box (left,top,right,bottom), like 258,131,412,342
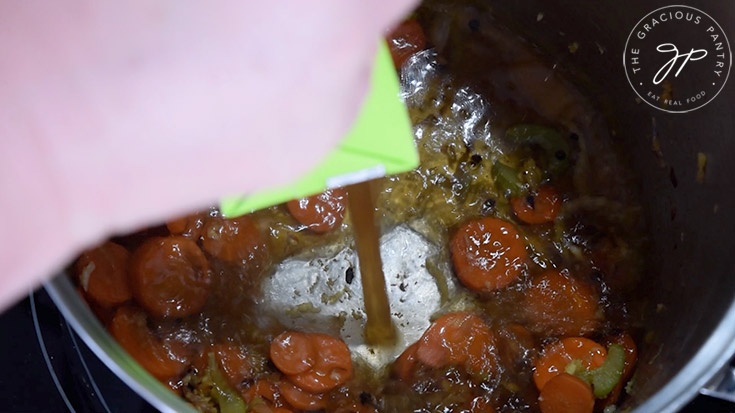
624,5,731,113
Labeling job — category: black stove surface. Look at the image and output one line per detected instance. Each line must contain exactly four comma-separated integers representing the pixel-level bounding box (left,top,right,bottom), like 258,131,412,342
0,289,731,413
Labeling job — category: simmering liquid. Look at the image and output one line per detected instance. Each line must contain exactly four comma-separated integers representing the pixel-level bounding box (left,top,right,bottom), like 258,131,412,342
346,180,396,345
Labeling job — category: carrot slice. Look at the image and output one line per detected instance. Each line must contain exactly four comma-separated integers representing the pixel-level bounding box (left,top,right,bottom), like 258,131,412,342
109,305,190,379
209,344,252,390
270,332,317,376
497,323,535,368
415,312,497,377
286,188,346,233
129,236,211,318
511,186,561,224
523,270,600,336
243,378,279,404
450,218,528,292
534,337,607,391
387,19,427,68
286,333,353,393
466,325,499,377
603,333,638,406
202,216,267,264
392,342,419,381
538,373,594,413
78,288,116,326
75,241,131,307
166,212,207,239
468,396,495,413
277,381,327,411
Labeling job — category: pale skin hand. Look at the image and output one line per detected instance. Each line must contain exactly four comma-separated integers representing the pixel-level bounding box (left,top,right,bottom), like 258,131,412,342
0,0,417,311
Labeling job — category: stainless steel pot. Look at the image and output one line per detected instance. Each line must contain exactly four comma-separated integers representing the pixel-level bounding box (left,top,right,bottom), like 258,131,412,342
46,1,735,412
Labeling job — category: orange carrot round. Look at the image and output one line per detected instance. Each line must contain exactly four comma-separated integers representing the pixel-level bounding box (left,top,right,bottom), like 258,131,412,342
287,333,352,393
392,342,419,381
270,332,352,393
468,396,495,413
524,270,600,336
166,212,207,239
538,373,594,413
415,312,497,377
270,332,317,376
286,188,346,233
534,337,606,391
497,323,535,367
202,216,267,264
451,218,528,292
129,236,211,318
74,241,132,307
387,19,427,68
109,305,190,379
511,186,562,224
243,378,278,405
277,381,327,411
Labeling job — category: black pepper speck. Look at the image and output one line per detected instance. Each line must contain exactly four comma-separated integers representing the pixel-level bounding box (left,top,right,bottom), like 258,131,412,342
470,154,482,166
526,195,536,209
345,267,355,284
360,392,375,406
481,198,496,214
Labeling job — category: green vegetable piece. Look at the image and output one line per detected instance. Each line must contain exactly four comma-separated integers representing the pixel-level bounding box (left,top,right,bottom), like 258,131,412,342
564,344,626,398
506,124,571,176
565,358,594,384
590,344,626,398
491,161,523,197
564,359,585,377
207,353,247,413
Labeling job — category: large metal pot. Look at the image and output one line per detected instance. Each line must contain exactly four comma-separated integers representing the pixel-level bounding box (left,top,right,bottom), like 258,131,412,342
45,1,735,412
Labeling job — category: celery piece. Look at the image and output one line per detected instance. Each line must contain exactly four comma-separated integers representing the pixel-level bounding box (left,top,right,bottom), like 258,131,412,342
492,161,523,197
506,124,571,176
564,343,626,398
590,344,626,398
207,353,246,413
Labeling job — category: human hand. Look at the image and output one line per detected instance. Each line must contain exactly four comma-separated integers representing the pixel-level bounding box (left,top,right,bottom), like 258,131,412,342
0,0,417,310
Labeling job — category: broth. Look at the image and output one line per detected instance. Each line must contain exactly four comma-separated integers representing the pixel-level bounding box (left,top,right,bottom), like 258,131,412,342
346,181,395,345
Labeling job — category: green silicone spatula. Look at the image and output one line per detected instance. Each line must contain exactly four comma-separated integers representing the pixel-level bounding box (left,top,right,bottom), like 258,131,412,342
220,40,419,217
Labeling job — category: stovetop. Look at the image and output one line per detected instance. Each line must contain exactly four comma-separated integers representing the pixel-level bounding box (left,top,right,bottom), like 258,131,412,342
0,289,731,413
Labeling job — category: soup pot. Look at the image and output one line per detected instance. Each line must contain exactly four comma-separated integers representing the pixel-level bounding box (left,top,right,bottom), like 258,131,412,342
45,0,735,412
